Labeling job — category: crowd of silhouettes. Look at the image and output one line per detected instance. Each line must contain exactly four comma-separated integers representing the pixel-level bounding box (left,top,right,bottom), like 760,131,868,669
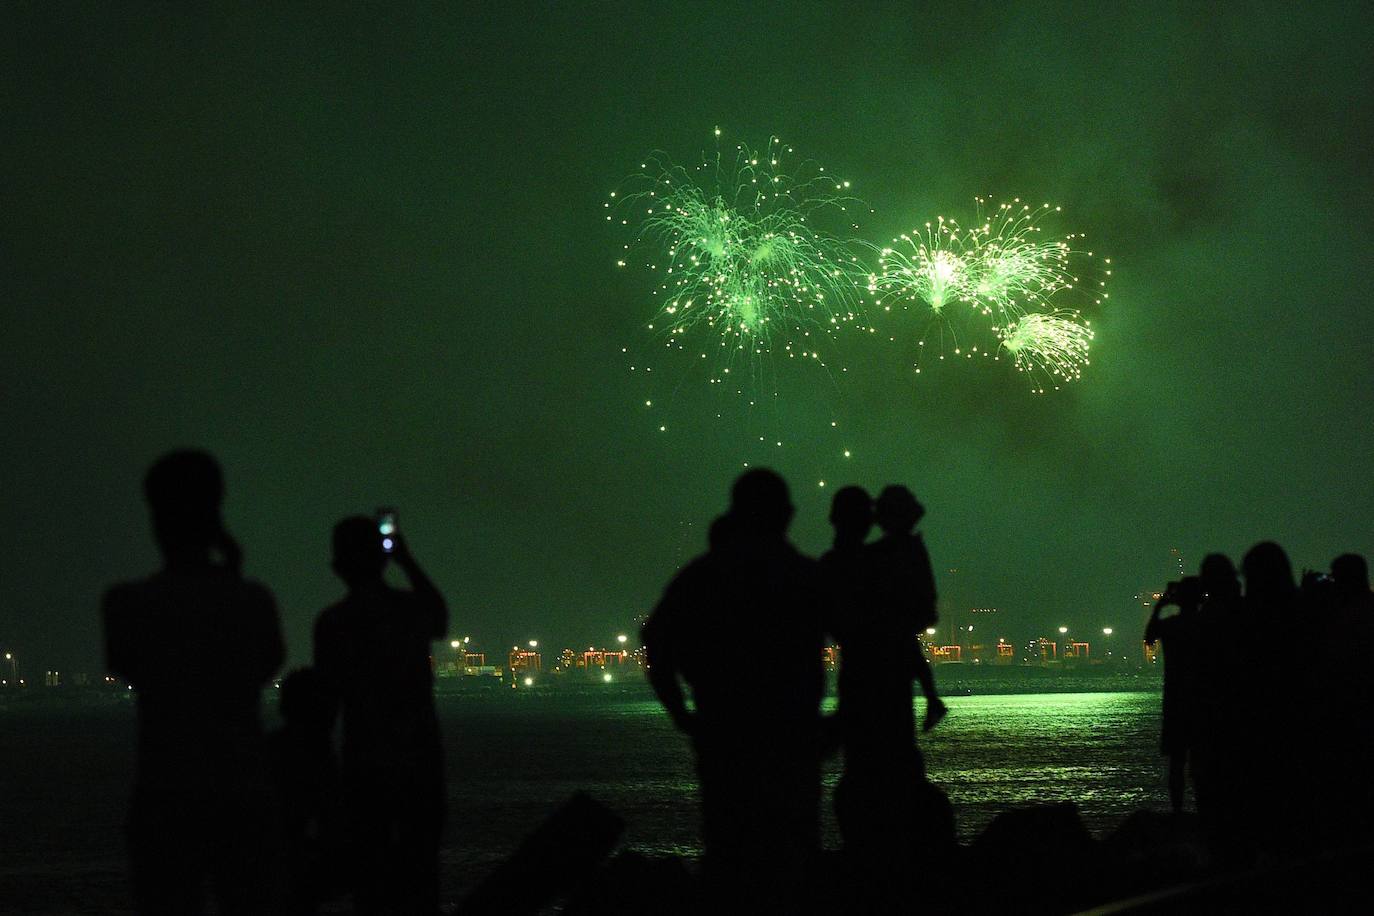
103,451,448,915
1146,543,1374,864
102,451,1374,913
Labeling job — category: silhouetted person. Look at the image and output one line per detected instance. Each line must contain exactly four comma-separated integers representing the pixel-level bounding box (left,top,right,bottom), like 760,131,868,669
1328,554,1374,649
269,668,344,915
1190,553,1250,856
864,485,943,734
1314,553,1374,849
1239,542,1300,854
102,450,285,915
314,517,448,916
642,470,827,911
830,484,949,895
1145,576,1204,813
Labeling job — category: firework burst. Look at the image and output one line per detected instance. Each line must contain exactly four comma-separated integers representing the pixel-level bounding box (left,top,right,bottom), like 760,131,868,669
869,216,980,315
998,312,1094,393
610,130,871,370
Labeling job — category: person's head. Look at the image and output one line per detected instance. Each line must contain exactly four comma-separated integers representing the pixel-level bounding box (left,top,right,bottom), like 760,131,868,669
332,516,387,587
1331,553,1370,599
828,486,873,544
1241,541,1296,603
278,667,332,736
729,469,793,538
1200,553,1240,602
874,485,924,535
144,450,224,561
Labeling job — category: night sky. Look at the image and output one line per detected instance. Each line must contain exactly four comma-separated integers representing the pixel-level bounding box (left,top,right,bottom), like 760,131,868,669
4,2,1373,676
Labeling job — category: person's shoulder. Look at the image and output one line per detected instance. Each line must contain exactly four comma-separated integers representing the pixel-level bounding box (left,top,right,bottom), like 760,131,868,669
315,597,352,633
672,551,719,584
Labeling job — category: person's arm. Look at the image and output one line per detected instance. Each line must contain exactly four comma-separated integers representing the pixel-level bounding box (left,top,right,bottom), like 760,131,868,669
1144,601,1166,646
643,595,695,736
391,534,448,640
913,649,939,700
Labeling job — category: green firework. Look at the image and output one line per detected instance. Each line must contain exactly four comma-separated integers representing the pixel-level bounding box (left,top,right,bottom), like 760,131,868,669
870,216,980,315
610,130,871,367
999,312,1095,393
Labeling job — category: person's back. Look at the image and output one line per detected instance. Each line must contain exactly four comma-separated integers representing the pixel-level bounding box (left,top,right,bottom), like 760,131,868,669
107,566,282,777
642,470,826,909
316,583,442,768
314,515,448,916
659,535,827,731
102,450,284,915
819,486,873,656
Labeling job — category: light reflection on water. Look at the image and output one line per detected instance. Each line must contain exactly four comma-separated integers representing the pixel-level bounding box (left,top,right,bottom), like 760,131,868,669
439,689,1167,889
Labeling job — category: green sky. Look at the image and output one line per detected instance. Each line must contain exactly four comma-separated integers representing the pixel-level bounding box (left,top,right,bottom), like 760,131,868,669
3,1,1372,674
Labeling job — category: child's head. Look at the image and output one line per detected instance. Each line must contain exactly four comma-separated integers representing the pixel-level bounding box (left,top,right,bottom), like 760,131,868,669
875,485,924,534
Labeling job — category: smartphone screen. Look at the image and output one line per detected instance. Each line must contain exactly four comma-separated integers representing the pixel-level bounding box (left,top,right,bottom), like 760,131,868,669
377,508,398,554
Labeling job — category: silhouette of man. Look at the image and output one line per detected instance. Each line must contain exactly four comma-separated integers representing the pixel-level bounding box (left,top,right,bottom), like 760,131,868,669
314,517,448,916
642,470,826,910
102,450,285,915
1145,575,1204,813
1235,542,1300,856
819,486,873,745
1191,553,1244,855
1330,554,1374,644
862,485,943,736
829,484,950,894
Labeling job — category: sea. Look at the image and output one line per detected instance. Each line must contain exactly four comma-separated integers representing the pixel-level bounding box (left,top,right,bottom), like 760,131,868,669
0,674,1167,914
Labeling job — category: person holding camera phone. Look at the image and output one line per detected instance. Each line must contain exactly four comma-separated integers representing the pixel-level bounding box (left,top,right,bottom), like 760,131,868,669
1145,575,1204,814
314,512,448,916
